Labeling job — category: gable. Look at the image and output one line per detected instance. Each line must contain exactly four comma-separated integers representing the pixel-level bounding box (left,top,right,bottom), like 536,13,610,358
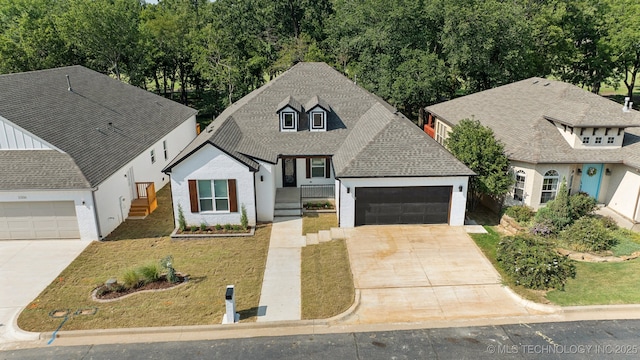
0,116,56,150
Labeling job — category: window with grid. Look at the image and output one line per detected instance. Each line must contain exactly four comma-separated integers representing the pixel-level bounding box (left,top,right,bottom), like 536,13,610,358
311,158,325,178
150,150,156,164
607,137,615,144
197,180,229,212
582,137,590,144
311,112,325,129
540,170,559,204
514,171,526,201
282,112,295,129
595,137,602,144
163,140,168,160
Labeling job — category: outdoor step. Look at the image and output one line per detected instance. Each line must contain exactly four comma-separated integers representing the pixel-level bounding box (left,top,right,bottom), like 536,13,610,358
274,209,302,217
305,233,319,245
128,211,148,217
274,202,301,209
318,230,331,243
330,227,346,240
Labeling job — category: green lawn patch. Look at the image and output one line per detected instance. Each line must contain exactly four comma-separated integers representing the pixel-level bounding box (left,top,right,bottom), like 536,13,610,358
18,224,270,331
302,213,338,235
546,259,640,306
301,240,354,319
611,229,640,257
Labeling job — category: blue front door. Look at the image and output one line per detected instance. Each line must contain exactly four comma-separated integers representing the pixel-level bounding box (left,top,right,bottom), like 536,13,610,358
580,163,604,200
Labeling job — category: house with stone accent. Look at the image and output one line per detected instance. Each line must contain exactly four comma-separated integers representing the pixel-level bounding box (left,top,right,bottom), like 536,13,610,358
425,77,640,224
0,66,197,241
163,62,474,229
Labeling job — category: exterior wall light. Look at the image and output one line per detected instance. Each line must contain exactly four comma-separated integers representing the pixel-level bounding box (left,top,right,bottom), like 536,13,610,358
605,168,611,176
458,185,463,192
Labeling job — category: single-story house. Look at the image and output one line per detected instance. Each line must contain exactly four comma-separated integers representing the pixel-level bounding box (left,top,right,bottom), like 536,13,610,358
163,62,474,229
0,66,198,241
425,77,640,223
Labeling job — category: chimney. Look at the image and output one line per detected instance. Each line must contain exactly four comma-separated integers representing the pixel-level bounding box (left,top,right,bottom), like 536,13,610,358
623,97,632,112
66,75,72,92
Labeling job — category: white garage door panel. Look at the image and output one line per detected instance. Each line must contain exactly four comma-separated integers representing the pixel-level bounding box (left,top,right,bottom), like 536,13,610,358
0,202,80,240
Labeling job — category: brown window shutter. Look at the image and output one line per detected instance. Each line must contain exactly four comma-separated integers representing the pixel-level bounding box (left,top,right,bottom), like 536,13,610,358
325,157,331,178
305,158,311,178
188,180,199,213
228,179,238,212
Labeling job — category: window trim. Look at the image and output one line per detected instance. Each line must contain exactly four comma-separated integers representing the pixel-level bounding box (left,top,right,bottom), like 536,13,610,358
197,179,230,213
163,140,168,160
595,137,602,144
310,158,326,178
310,111,325,131
514,170,526,201
607,137,615,144
540,170,559,204
582,137,590,144
150,149,156,164
280,109,298,132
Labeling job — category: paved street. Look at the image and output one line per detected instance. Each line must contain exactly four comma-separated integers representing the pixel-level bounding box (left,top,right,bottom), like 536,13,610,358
3,320,640,359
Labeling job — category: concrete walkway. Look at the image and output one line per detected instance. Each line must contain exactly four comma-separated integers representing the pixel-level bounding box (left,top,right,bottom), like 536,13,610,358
0,240,90,349
257,217,305,322
596,206,639,232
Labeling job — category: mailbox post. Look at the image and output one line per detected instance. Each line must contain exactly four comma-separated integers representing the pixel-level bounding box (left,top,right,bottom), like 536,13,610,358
222,285,239,324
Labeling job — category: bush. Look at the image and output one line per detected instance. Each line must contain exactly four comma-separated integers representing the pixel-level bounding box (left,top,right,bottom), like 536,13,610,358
561,217,617,252
200,222,208,231
121,269,142,289
568,192,597,219
224,223,233,230
530,221,553,237
597,215,619,230
240,204,248,230
137,263,160,284
160,255,178,283
177,204,187,231
190,225,198,232
533,206,566,234
215,224,223,230
497,235,576,290
505,205,534,223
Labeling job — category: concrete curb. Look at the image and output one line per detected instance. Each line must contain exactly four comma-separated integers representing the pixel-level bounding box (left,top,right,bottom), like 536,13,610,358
8,306,40,342
502,285,562,314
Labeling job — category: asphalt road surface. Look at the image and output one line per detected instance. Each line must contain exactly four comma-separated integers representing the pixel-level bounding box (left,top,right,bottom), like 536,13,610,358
2,320,640,359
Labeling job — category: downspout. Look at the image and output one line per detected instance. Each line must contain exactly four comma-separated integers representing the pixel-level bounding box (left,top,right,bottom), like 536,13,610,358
164,172,176,229
632,186,640,224
253,171,258,225
91,188,102,240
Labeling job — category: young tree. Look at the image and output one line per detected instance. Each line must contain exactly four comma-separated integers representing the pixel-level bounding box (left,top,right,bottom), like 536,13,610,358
445,119,513,210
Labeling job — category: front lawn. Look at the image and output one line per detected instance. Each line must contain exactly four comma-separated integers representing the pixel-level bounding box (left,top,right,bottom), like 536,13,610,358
18,225,270,331
302,213,338,235
301,240,354,319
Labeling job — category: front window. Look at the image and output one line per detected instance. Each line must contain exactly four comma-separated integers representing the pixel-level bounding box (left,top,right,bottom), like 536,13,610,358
582,137,590,144
198,180,229,212
514,170,526,201
150,150,156,164
540,170,559,204
607,137,615,144
283,113,295,129
163,140,168,160
312,112,324,129
595,137,602,144
311,158,325,177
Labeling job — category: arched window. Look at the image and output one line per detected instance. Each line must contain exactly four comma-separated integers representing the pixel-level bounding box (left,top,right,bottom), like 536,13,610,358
514,170,526,201
540,170,559,203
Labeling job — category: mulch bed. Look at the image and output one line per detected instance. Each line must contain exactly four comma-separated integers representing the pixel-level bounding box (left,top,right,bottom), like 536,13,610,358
94,275,187,300
177,227,251,235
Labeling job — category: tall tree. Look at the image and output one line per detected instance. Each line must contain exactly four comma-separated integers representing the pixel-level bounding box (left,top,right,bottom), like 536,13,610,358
445,119,514,210
608,0,640,101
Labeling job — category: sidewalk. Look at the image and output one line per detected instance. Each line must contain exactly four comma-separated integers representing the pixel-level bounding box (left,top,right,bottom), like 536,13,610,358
595,206,639,231
256,217,305,322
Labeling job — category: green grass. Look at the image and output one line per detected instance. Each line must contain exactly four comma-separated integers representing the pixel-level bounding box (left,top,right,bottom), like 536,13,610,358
611,229,640,257
301,240,354,319
546,259,640,306
302,213,338,235
17,192,271,331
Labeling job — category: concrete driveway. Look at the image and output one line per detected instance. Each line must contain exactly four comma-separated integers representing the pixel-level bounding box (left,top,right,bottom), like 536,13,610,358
0,240,90,348
343,225,540,324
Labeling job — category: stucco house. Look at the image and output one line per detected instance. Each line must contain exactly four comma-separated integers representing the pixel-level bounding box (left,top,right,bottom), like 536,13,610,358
163,62,473,229
0,66,197,241
425,77,640,224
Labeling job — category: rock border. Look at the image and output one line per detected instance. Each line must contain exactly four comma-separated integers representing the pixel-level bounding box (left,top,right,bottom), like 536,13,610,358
557,248,640,263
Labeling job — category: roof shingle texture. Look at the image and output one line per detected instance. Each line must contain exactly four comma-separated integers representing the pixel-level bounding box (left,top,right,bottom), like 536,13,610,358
426,77,640,167
0,66,197,187
0,150,90,190
167,62,473,178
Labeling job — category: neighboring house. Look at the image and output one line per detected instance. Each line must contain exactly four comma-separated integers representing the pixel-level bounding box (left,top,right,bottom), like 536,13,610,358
163,62,473,229
0,66,197,241
425,77,640,223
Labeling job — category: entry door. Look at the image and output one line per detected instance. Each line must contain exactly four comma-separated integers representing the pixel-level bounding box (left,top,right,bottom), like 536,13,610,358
282,158,297,187
580,163,604,200
126,167,136,200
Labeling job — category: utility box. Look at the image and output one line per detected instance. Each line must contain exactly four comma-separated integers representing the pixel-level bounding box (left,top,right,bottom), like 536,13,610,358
222,285,239,324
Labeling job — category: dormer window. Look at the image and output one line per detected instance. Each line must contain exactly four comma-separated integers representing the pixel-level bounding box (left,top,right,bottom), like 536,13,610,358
305,95,331,132
277,96,302,132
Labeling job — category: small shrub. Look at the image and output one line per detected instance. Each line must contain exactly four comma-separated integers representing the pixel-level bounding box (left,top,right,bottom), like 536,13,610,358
597,215,619,230
561,217,617,252
190,225,198,232
200,222,208,231
497,235,576,290
231,224,242,230
215,224,223,230
534,206,569,233
530,221,553,237
240,204,248,230
177,204,187,231
160,255,178,283
224,223,233,230
137,263,160,284
505,205,534,223
121,269,142,289
568,192,597,218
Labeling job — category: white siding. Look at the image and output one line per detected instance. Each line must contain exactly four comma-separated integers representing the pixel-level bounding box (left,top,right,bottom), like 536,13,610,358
0,189,98,241
606,165,640,222
338,176,469,227
93,115,197,237
296,158,334,186
528,164,573,210
170,144,256,228
255,161,276,221
0,116,55,150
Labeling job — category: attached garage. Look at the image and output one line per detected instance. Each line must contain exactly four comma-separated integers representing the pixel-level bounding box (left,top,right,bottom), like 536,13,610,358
0,201,80,240
354,186,452,226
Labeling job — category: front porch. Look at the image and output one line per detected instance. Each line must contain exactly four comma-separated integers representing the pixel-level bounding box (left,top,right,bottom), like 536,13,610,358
274,184,335,218
128,182,158,218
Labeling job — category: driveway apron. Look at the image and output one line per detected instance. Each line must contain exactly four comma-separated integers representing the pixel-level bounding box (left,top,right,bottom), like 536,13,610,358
0,240,89,348
344,225,536,324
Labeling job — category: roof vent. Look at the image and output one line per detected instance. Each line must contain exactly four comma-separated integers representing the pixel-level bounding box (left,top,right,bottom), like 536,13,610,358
533,80,539,84
66,75,72,92
623,97,633,112
543,82,550,86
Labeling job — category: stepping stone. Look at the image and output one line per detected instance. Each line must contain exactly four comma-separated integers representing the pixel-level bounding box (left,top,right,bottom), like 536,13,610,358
306,233,319,245
318,230,331,242
330,227,346,240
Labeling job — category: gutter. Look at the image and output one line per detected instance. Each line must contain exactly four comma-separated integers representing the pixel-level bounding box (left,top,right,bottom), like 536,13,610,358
91,188,102,240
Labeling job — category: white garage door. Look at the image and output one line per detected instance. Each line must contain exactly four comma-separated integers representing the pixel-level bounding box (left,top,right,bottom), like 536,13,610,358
0,201,80,240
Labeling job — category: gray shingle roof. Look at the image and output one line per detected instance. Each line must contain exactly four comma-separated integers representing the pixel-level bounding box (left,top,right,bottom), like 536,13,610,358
0,66,198,188
0,150,90,190
166,62,473,178
426,77,640,167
